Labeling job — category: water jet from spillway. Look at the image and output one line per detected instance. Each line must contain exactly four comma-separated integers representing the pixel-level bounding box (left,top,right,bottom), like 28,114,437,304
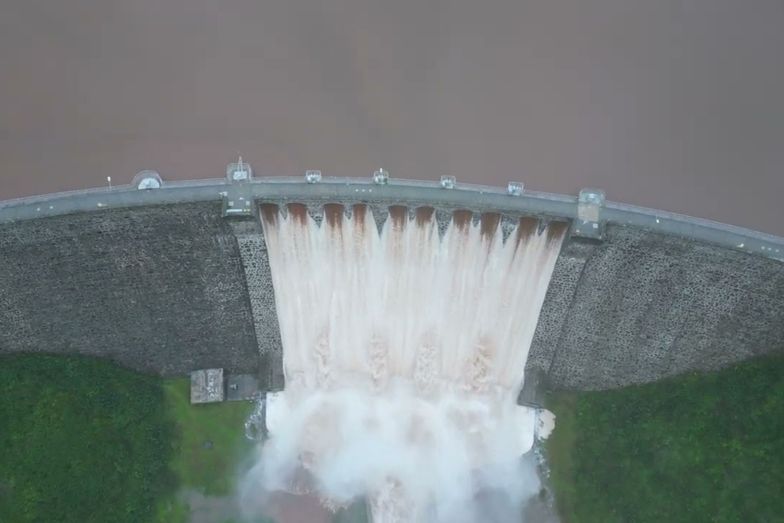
241,204,565,522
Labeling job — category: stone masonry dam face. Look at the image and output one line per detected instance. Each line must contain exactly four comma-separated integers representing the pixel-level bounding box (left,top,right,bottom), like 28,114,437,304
0,180,782,393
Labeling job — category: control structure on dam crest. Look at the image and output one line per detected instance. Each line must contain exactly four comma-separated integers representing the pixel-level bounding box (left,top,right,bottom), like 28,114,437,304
1,173,782,392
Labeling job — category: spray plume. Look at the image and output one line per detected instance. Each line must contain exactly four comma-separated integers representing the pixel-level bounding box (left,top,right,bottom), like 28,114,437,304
241,204,565,522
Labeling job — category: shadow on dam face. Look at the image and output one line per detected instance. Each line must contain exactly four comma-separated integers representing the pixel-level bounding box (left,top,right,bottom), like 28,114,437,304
241,205,565,522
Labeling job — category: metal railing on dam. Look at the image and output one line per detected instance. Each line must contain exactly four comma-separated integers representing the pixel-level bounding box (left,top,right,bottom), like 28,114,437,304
0,176,782,261
0,175,782,391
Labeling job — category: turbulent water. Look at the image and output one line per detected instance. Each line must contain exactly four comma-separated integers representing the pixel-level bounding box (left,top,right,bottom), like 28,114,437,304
242,203,565,522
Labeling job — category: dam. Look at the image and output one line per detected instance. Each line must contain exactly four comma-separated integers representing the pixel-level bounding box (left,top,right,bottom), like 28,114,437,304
2,170,783,520
0,171,782,398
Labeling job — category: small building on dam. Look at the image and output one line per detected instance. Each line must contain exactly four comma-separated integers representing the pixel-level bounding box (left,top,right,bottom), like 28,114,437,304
1,170,782,393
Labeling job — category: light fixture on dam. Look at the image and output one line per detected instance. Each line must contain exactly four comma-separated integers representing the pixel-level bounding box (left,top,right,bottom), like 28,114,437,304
440,175,456,189
226,156,253,182
373,168,389,185
131,170,163,190
507,181,524,196
305,170,322,184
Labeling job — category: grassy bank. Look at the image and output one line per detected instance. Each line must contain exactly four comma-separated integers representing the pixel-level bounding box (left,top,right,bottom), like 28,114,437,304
10,351,781,522
0,354,255,523
0,353,365,523
0,354,176,523
163,378,255,496
155,378,256,523
545,354,784,522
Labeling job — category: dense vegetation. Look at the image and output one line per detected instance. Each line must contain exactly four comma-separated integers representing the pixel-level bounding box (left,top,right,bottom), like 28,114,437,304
7,351,781,522
0,354,176,523
546,354,784,522
0,353,359,523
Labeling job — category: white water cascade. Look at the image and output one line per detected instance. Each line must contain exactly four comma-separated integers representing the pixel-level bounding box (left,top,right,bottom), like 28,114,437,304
242,203,566,522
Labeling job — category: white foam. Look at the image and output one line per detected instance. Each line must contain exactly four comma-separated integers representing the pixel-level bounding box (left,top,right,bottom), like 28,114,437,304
243,206,565,522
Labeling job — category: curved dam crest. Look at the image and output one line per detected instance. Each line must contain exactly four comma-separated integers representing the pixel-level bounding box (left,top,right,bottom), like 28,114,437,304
0,177,782,393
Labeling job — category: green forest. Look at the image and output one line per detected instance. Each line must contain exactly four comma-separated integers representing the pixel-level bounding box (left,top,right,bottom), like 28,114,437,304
0,354,176,522
2,352,782,522
546,353,784,522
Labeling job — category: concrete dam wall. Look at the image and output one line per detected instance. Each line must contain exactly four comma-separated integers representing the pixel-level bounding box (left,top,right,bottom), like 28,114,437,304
0,177,782,391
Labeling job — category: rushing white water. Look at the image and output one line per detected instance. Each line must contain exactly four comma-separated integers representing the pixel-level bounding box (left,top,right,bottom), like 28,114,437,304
242,203,565,522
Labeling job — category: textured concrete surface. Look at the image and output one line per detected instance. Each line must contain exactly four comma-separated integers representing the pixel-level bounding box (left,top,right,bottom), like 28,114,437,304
0,202,260,376
228,217,285,390
528,225,784,390
526,239,595,376
190,368,225,404
226,374,260,402
1,193,782,391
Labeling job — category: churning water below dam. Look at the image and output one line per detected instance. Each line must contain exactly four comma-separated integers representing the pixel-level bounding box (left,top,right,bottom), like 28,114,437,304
241,204,566,522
